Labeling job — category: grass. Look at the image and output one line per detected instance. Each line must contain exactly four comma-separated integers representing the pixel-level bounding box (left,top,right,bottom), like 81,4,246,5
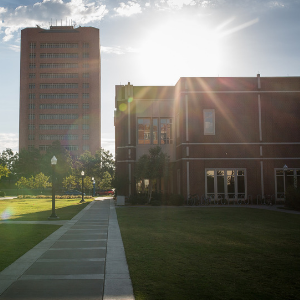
0,198,92,221
0,197,93,272
0,224,60,271
117,207,300,300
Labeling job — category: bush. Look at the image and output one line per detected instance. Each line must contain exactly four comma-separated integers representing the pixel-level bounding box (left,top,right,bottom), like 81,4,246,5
128,193,148,205
285,186,300,210
128,192,185,206
0,191,6,197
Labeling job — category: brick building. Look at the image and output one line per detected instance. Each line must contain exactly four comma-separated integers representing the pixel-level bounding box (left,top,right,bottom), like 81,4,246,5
115,75,300,203
19,26,101,158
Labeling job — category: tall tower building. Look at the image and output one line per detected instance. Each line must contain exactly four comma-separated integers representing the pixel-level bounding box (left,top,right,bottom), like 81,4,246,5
19,25,101,158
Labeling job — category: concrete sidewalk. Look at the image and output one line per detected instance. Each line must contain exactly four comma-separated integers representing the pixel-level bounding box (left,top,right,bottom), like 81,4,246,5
0,198,135,300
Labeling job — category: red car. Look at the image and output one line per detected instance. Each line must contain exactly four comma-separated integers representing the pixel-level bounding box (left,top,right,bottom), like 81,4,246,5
96,189,114,196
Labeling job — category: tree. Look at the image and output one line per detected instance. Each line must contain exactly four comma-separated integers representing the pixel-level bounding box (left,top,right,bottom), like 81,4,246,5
14,148,41,178
62,175,77,190
15,177,28,189
135,146,170,201
15,173,50,193
99,171,112,190
0,165,10,180
75,148,115,189
34,172,51,192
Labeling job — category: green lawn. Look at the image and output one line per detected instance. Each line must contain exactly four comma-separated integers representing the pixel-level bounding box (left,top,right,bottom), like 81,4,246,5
117,207,300,300
0,198,93,272
0,198,92,221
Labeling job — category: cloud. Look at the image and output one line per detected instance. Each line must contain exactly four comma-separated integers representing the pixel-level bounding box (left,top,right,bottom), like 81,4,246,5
114,1,142,17
0,0,108,41
0,133,19,153
101,45,138,55
101,137,115,156
8,44,20,52
167,0,196,9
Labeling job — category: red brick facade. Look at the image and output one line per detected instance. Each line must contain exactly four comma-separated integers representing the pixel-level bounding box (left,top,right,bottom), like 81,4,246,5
115,76,300,203
19,26,101,158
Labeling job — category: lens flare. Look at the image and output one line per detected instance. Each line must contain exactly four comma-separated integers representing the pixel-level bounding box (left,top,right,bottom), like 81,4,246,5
128,97,133,103
1,208,14,220
119,103,127,111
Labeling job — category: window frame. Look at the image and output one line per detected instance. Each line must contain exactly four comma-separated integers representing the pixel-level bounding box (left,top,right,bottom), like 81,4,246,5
203,109,215,135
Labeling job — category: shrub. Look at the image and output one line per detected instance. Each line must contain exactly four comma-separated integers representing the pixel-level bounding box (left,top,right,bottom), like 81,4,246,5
285,186,300,210
0,191,6,197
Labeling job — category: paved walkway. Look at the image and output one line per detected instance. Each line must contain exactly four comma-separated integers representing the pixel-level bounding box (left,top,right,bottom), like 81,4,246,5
0,198,135,300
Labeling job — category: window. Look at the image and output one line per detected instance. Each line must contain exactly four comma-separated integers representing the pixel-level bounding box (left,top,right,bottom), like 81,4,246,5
40,53,78,58
82,124,89,129
28,134,35,140
206,168,246,201
39,134,78,140
29,84,35,89
203,109,215,135
83,43,89,48
40,83,78,89
83,134,89,140
28,114,35,119
40,63,78,68
40,104,78,109
39,124,78,130
64,145,79,151
160,118,172,144
29,53,36,58
83,93,89,99
28,124,35,130
83,53,89,58
40,94,78,99
30,43,36,49
83,63,89,68
138,118,151,144
29,93,35,99
83,73,89,78
83,114,89,119
83,145,90,151
275,169,300,199
138,118,173,145
29,104,35,109
29,73,36,79
29,63,36,69
39,114,78,120
82,83,89,88
40,43,78,48
83,103,89,109
40,73,78,79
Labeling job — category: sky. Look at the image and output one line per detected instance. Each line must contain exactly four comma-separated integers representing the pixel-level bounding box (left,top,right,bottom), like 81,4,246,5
0,0,300,156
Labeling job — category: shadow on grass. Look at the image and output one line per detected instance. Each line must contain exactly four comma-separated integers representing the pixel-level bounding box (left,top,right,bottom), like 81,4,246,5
1,199,92,221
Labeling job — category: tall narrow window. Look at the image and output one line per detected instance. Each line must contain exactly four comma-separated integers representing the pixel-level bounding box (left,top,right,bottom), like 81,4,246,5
160,118,172,144
203,109,215,135
153,118,158,144
138,118,151,144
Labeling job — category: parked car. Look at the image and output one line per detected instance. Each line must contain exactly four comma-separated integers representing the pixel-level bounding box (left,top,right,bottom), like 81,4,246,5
64,190,86,196
96,189,114,196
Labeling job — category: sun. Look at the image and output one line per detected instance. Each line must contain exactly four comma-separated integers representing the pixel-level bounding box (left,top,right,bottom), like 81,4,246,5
137,17,222,83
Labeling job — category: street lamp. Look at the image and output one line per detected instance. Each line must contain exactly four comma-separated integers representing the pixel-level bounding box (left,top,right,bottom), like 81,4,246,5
49,156,58,219
80,171,85,203
92,177,95,197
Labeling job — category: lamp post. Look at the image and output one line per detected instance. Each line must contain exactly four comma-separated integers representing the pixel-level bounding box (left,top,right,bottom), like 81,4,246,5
92,177,95,196
80,171,85,203
49,156,58,219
